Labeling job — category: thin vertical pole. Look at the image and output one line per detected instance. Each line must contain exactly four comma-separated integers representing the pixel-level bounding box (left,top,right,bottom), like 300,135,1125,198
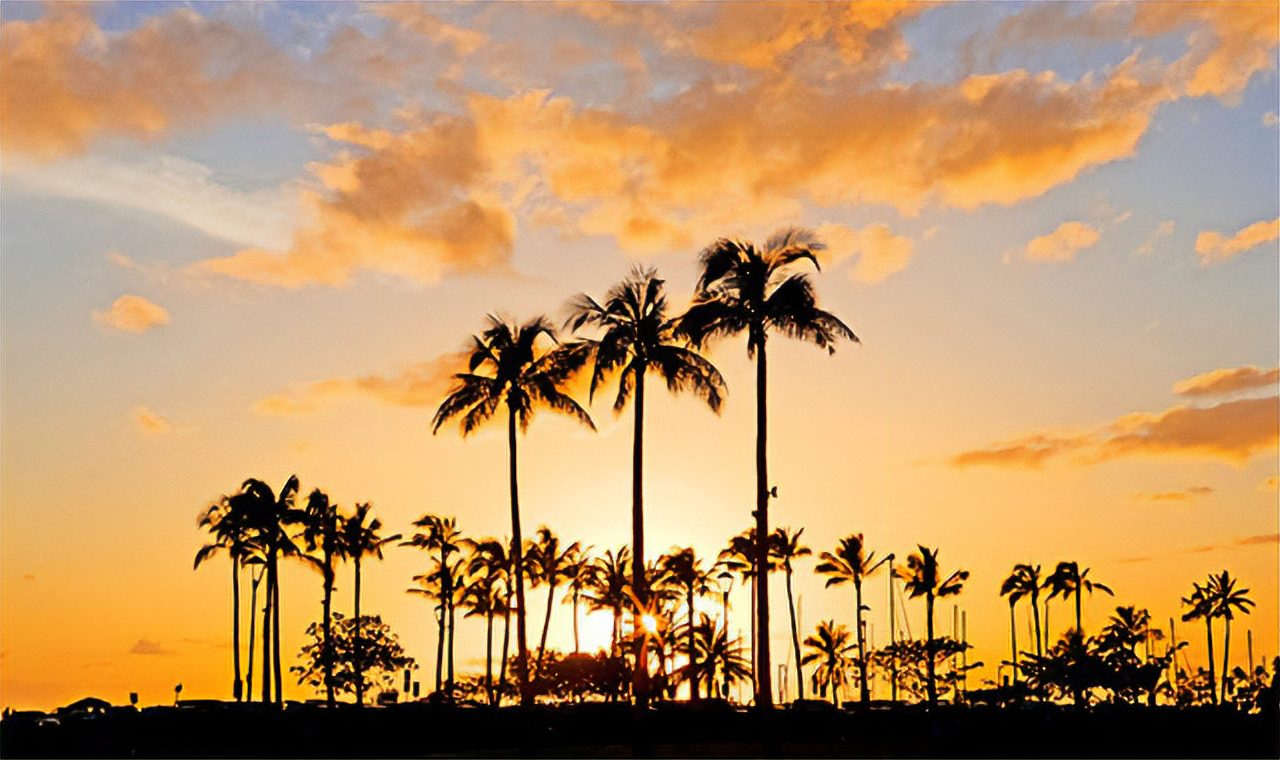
888,557,897,703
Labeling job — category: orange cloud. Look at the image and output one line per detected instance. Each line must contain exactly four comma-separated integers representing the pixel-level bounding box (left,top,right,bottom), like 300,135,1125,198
1134,485,1213,502
1260,476,1278,493
133,406,173,436
92,295,170,333
1133,1,1279,101
1173,365,1280,398
1021,221,1101,263
1194,217,1280,265
1235,533,1279,546
0,4,292,159
1133,219,1175,256
953,395,1278,468
255,354,464,415
818,223,916,283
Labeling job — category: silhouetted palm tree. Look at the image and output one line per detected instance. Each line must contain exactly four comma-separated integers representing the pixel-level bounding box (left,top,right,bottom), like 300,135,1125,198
564,548,598,654
1044,561,1113,634
403,515,463,695
1206,570,1255,703
529,527,581,675
194,494,256,702
802,620,856,707
1000,563,1043,686
661,547,714,700
234,476,303,704
815,533,887,703
433,316,595,706
461,543,503,706
898,546,968,705
718,527,782,691
568,267,726,705
691,616,752,699
340,502,400,706
1181,580,1216,704
585,547,631,657
299,489,345,707
679,229,857,706
772,527,811,702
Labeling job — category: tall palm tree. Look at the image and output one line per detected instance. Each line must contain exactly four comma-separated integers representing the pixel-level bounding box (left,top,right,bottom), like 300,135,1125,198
815,533,888,703
898,546,968,705
194,494,256,702
678,229,857,706
233,476,303,704
772,527,811,702
403,515,463,695
661,547,714,701
1044,561,1113,634
340,502,400,706
529,527,581,675
433,316,595,706
1181,581,1216,704
567,267,726,705
584,547,631,657
563,548,598,654
999,563,1043,686
299,489,345,707
801,620,856,707
1206,570,1255,703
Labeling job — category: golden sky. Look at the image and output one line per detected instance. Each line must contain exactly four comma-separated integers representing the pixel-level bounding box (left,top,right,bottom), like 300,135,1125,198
1,1,1277,710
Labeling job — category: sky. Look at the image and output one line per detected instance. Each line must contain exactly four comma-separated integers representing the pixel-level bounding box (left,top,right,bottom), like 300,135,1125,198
0,1,1277,711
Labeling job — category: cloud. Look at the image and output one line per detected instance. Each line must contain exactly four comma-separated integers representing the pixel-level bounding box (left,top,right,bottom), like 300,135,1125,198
1132,2,1279,102
1265,112,1279,128
1173,365,1280,398
1260,476,1278,492
22,573,36,582
1119,556,1152,564
1020,221,1101,263
952,395,1278,468
128,638,170,655
133,406,175,436
92,295,170,333
0,4,295,159
818,223,915,283
1135,485,1213,502
1195,217,1280,264
1234,533,1279,546
1133,219,1175,256
255,353,463,415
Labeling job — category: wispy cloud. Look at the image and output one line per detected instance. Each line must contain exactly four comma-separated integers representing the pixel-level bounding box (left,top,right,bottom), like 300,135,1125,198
1133,219,1175,256
1173,365,1279,398
255,353,464,415
1016,221,1101,263
818,223,916,284
133,406,177,436
1195,217,1280,265
93,295,170,334
128,638,171,656
1134,485,1213,502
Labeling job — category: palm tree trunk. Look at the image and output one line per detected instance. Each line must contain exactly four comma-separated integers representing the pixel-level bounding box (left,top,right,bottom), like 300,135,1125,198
323,564,334,708
247,570,259,702
632,368,650,707
1206,616,1217,705
354,557,363,706
1075,587,1082,633
1220,617,1231,704
925,592,937,706
272,560,282,705
232,559,243,702
498,597,511,706
447,583,457,692
1031,593,1043,657
1009,601,1018,686
855,579,868,702
262,551,274,703
573,588,581,654
1044,599,1050,648
434,603,445,694
688,587,700,701
508,404,532,707
754,336,773,708
785,569,802,701
537,583,555,674
485,607,494,705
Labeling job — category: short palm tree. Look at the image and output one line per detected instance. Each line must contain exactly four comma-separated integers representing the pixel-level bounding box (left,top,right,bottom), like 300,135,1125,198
584,547,631,656
1181,581,1216,704
433,315,595,706
563,548,599,654
1206,570,1255,703
772,527,811,702
815,533,888,703
678,229,857,706
529,526,581,675
999,563,1043,685
194,494,256,702
661,547,714,701
898,546,968,705
402,515,463,695
567,267,726,705
801,620,857,707
1044,561,1113,634
692,617,752,699
718,527,782,690
340,502,400,706
299,489,346,707
467,537,514,705
461,548,503,706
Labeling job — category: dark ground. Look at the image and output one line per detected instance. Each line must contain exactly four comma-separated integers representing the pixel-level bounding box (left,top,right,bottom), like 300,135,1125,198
3,702,1276,758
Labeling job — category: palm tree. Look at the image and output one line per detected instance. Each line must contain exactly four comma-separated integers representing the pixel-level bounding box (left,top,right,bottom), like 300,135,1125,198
340,502,400,706
1206,571,1255,703
718,527,782,691
467,537,514,705
233,476,303,704
691,617,752,700
299,489,345,707
563,548,599,654
584,547,631,657
661,547,714,700
772,527,811,702
461,543,503,706
1044,561,1113,634
678,229,857,706
801,620,856,707
194,494,255,702
403,515,463,695
898,546,968,705
999,563,1043,686
567,267,726,705
1181,581,1216,704
529,527,581,675
433,315,595,706
814,533,888,703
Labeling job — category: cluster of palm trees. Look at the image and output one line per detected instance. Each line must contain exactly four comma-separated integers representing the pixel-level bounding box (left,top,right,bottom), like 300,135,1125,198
1181,571,1256,705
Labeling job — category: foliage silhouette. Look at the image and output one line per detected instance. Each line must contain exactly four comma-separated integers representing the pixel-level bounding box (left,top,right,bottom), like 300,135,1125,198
815,533,888,703
292,613,415,701
898,546,968,705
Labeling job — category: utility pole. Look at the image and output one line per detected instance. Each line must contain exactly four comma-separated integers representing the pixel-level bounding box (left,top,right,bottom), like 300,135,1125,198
887,554,897,703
